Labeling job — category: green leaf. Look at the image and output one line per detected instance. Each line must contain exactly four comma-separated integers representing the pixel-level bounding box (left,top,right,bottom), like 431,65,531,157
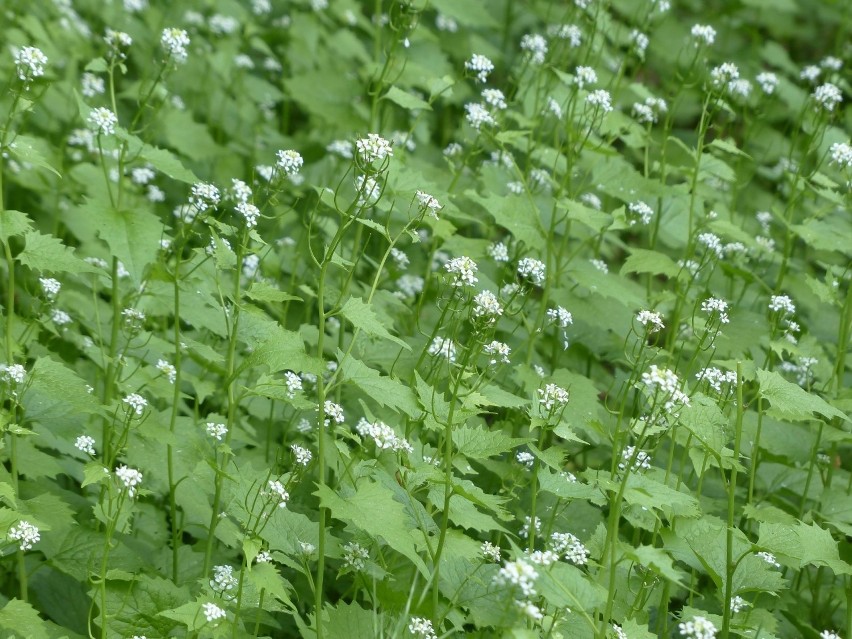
8,134,61,178
536,562,606,612
82,462,111,488
708,138,752,159
756,369,849,422
17,231,98,274
337,353,420,417
0,209,33,242
339,296,411,350
246,281,302,303
321,601,376,639
115,129,199,184
383,86,432,111
246,563,295,611
758,521,852,575
620,248,679,278
452,425,527,459
0,599,50,639
93,206,165,284
464,190,546,249
242,326,324,376
25,356,102,423
316,477,429,577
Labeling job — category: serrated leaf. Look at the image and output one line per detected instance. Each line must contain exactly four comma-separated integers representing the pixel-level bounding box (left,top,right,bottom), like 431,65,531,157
247,563,295,611
338,353,420,417
339,296,411,350
246,281,302,303
82,462,111,488
93,205,165,284
709,138,752,159
536,562,606,612
8,134,61,178
452,425,527,459
756,369,849,422
758,521,852,575
465,190,545,249
0,599,50,639
0,209,33,242
620,248,679,278
383,86,432,111
242,326,324,376
316,478,429,577
17,231,98,274
321,601,375,639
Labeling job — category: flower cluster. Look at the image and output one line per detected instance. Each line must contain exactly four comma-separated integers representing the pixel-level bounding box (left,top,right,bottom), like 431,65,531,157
266,480,289,508
343,541,369,570
494,558,538,597
161,28,190,63
619,445,652,472
355,418,413,453
678,616,718,639
538,383,569,411
428,336,457,362
483,340,511,365
206,422,228,441
464,54,494,83
550,531,590,565
276,149,303,176
202,602,226,623
356,134,393,164
695,367,737,393
87,108,118,136
445,256,478,287
517,257,546,286
628,201,654,225
408,618,437,639
472,290,503,321
701,297,730,324
13,46,48,84
641,365,690,410
636,310,665,333
116,465,143,497
8,520,40,551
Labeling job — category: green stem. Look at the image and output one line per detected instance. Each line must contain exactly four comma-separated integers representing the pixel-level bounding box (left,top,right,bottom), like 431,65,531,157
722,362,745,638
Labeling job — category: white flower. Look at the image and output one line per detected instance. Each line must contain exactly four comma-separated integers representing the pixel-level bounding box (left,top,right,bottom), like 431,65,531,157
482,88,507,110
284,371,302,398
829,142,852,168
408,618,437,639
39,277,61,300
613,624,629,639
87,107,118,136
550,531,589,565
267,480,289,507
517,257,546,286
487,242,509,262
710,62,739,88
701,297,730,324
636,310,665,333
445,256,478,287
276,149,303,175
586,89,613,113
545,97,563,118
154,359,176,384
768,294,796,314
630,30,649,57
819,631,841,639
435,14,458,32
356,134,393,164
520,33,548,64
123,393,147,415
81,73,105,97
209,14,240,35
8,521,40,551
756,72,778,94
210,564,238,593
800,65,822,82
465,54,494,83
590,258,608,273
105,29,133,55
355,175,381,206
690,24,716,46
483,340,511,364
291,444,312,466
549,23,582,46
575,66,597,89
50,309,71,326
131,167,156,185
13,46,48,83
427,336,457,362
813,83,843,112
730,595,749,613
324,401,345,425
464,102,496,130
516,451,535,468
641,365,690,410
256,550,273,563
678,616,718,639
189,182,220,210
581,192,602,210
202,602,226,623
396,275,424,298
236,202,261,228
698,232,724,257
415,190,442,217
343,541,369,570
481,541,501,562
206,422,228,441
472,290,503,320
355,418,413,453
494,558,538,597
619,445,652,472
695,367,738,393
757,551,780,567
547,306,573,328
516,600,543,621
538,383,569,410
75,435,96,455
115,465,143,497
628,200,654,225
161,28,191,63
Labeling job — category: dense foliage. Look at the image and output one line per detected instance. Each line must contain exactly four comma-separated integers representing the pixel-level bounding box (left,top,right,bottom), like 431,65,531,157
1,0,851,637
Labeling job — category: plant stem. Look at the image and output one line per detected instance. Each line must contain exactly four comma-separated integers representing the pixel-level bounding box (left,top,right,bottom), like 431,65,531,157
722,362,744,638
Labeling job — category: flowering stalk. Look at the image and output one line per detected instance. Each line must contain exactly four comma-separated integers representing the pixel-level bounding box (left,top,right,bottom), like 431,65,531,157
722,362,744,638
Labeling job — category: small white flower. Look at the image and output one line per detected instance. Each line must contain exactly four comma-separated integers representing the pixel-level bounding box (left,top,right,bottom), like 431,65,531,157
586,89,613,113
105,29,133,55
236,202,261,228
356,134,393,164
324,401,345,424
472,290,503,321
210,564,238,593
8,521,40,551
115,464,143,497
122,393,147,416
81,73,105,97
427,336,457,362
516,451,535,468
550,531,590,565
819,631,841,639
355,175,381,206
206,422,228,441
628,200,654,225
636,310,665,333
161,28,191,64
538,383,569,411
481,541,501,562
276,149,303,175
829,142,852,169
435,14,458,32
769,294,796,315
75,435,96,456
813,83,843,112
465,54,494,83
156,359,177,384
520,33,548,64
691,24,716,46
482,88,507,110
701,297,730,324
292,444,312,466
630,30,649,57
51,309,72,326
487,242,509,262
202,602,226,623
408,617,437,639
87,107,118,136
756,72,778,94
549,24,582,47
445,256,478,287
483,340,511,364
40,277,61,299
415,190,442,217
343,541,369,570
800,65,822,83
267,480,289,508
575,66,597,89
730,595,749,613
619,445,652,472
517,257,546,286
256,550,273,563
464,102,496,130
547,306,573,328
13,46,48,83
494,558,538,597
678,616,718,639
189,182,220,211
757,551,780,567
